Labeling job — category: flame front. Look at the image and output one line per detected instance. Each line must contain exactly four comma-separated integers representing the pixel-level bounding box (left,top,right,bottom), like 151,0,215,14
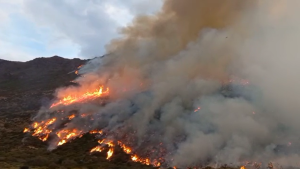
50,86,109,108
24,77,250,167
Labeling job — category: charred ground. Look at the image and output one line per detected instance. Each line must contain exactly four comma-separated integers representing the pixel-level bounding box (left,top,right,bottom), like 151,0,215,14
0,56,237,169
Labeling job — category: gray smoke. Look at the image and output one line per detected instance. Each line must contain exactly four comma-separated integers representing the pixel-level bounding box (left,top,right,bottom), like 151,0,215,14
32,0,300,168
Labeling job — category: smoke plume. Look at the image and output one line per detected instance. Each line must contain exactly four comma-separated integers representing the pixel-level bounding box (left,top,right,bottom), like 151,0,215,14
29,0,300,168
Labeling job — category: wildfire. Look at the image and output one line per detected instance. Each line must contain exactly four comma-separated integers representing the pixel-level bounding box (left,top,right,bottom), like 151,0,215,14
241,166,246,169
24,82,164,167
89,130,103,135
130,155,159,166
58,140,66,146
118,141,132,154
107,148,114,159
56,129,84,146
50,86,109,108
90,146,103,153
23,117,58,141
68,114,75,120
23,128,30,133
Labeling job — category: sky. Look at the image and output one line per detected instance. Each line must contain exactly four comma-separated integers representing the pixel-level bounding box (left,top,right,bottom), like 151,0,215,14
0,0,162,61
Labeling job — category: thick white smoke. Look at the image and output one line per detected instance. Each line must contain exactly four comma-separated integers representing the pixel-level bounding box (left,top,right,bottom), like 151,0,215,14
31,0,300,168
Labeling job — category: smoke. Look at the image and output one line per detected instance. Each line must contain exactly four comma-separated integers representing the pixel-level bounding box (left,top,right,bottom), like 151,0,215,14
31,0,300,168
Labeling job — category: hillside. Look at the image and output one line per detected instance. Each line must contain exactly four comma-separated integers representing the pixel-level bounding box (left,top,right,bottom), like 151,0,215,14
0,56,154,169
0,56,236,169
0,56,85,93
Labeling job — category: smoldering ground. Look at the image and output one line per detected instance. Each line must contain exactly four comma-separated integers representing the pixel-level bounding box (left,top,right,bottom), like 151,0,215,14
29,0,300,168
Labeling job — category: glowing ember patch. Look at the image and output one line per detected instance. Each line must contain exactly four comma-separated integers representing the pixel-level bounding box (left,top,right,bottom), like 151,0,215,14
89,130,103,134
68,114,75,120
50,86,109,108
41,134,49,141
107,148,114,159
194,107,201,112
80,114,88,118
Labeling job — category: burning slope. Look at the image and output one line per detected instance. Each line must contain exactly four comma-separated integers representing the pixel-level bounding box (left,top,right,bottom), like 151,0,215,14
24,0,300,168
50,86,109,108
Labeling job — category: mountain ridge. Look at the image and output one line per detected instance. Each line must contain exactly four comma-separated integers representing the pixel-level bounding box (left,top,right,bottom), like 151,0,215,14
0,55,87,93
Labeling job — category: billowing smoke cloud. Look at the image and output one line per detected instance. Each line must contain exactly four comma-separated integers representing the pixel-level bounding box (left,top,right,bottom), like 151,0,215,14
29,0,300,168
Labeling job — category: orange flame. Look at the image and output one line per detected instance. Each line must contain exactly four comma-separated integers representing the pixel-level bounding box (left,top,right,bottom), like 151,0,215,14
50,86,109,108
107,148,114,159
89,130,103,135
241,166,246,169
56,129,84,146
23,128,30,133
24,82,164,167
68,114,75,120
90,146,103,153
58,140,66,146
118,141,132,154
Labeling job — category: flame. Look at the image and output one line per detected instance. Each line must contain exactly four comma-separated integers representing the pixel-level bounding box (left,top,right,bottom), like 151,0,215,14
28,118,57,141
130,155,154,166
58,140,66,146
241,166,246,169
75,70,79,75
90,146,103,153
89,130,103,135
107,148,114,159
24,83,163,167
50,86,109,108
90,139,116,160
23,128,30,133
118,141,132,154
56,129,84,146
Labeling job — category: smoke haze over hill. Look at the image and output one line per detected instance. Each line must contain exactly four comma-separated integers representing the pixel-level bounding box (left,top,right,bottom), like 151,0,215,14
27,1,300,168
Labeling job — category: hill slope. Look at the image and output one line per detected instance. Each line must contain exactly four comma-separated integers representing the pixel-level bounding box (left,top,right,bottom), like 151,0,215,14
0,56,158,169
0,56,85,93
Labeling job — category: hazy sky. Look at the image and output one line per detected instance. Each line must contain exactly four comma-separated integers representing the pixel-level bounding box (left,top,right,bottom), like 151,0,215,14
0,0,162,61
